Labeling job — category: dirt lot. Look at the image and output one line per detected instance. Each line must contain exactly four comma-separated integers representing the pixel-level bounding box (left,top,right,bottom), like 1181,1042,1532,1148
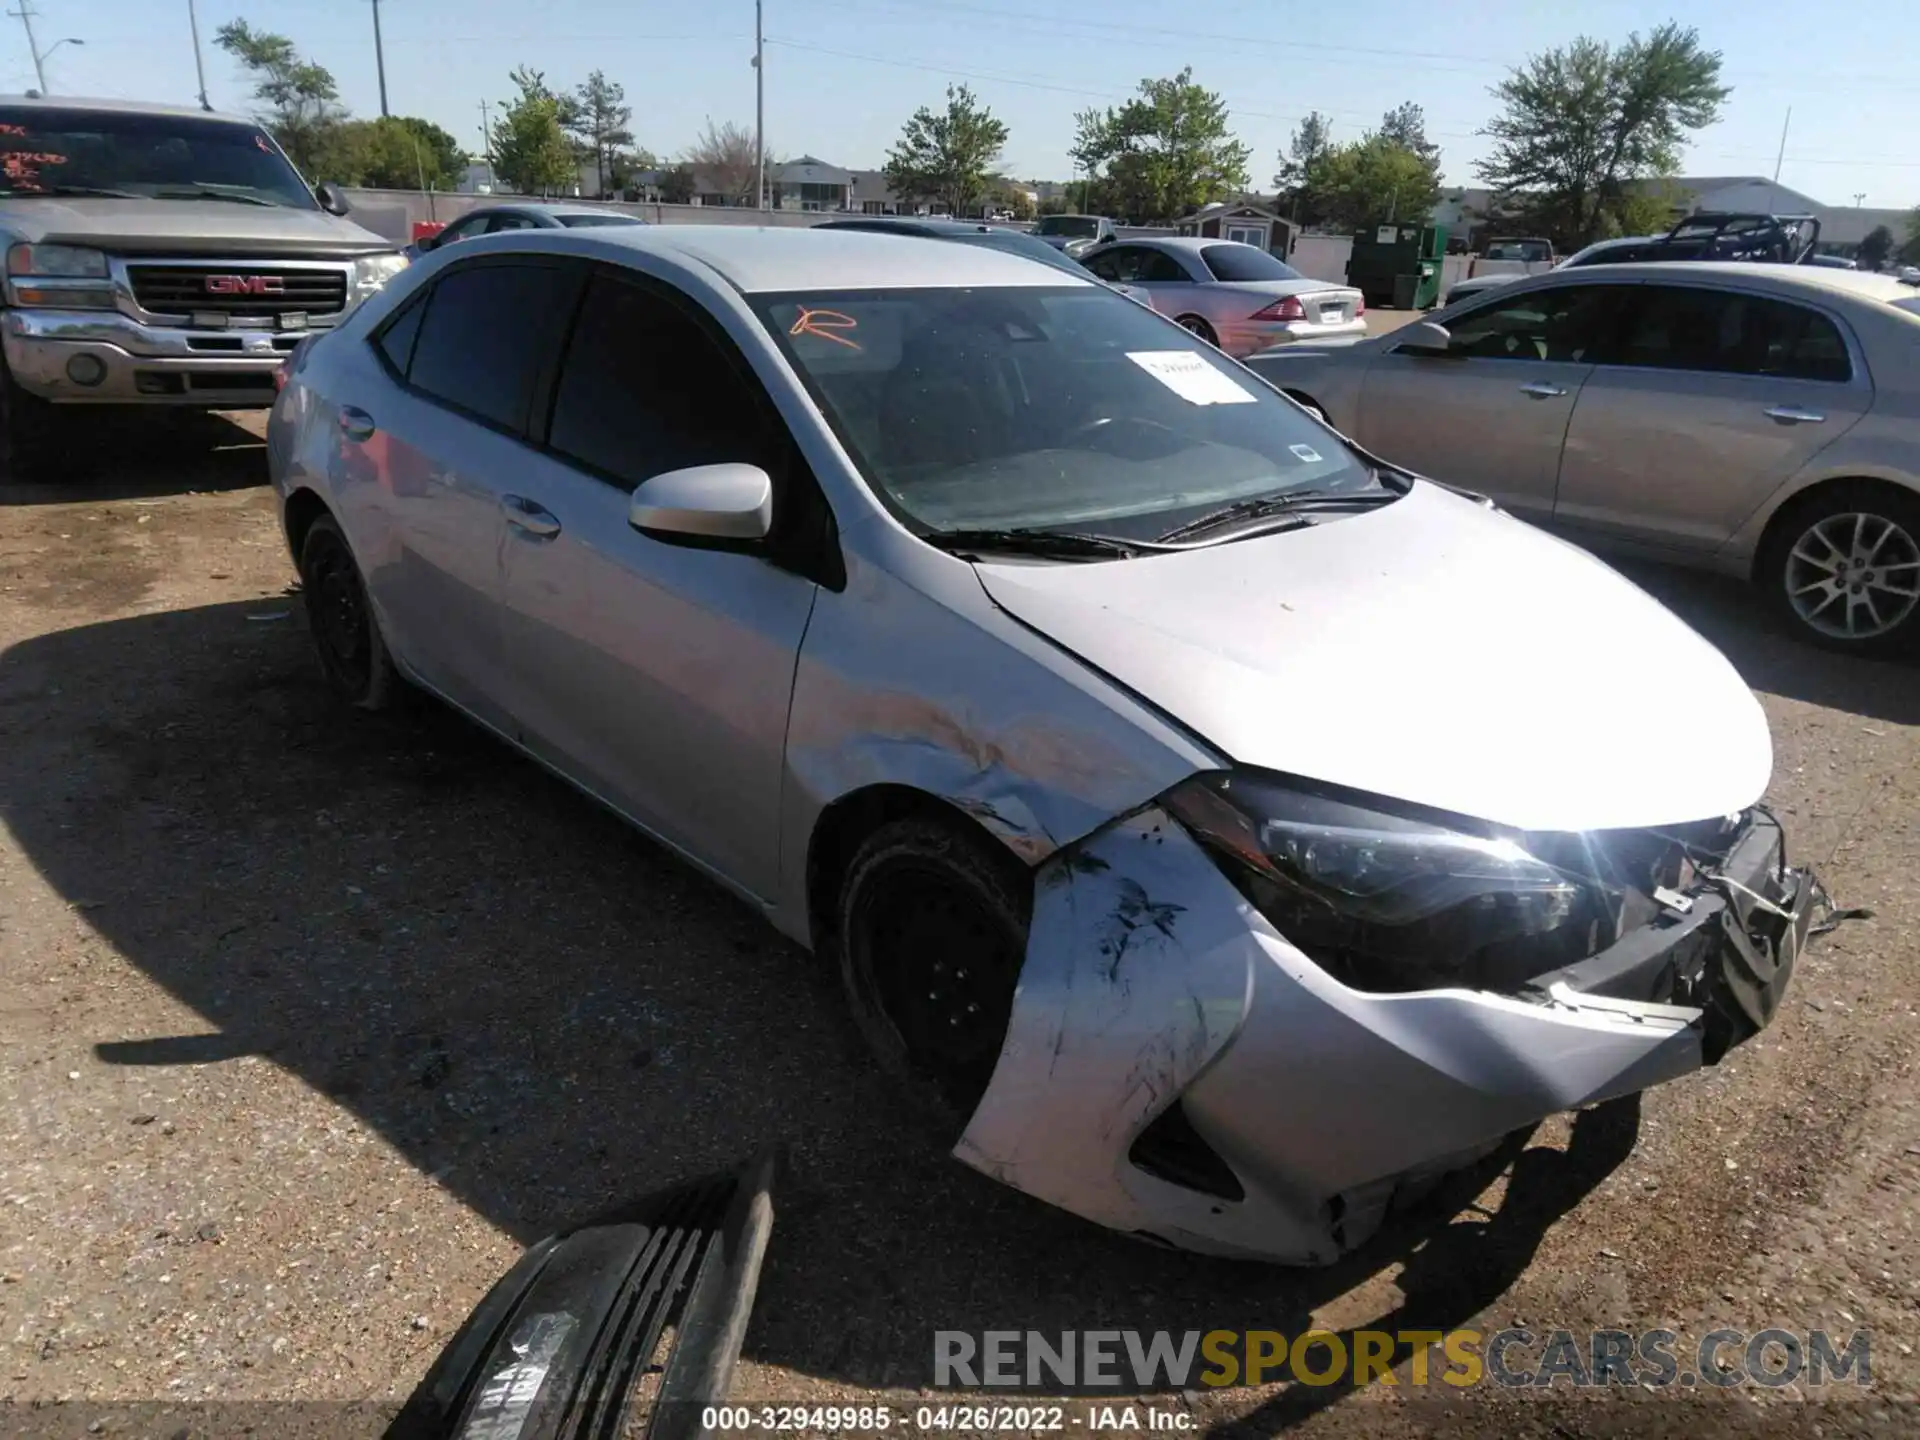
1,415,1916,1438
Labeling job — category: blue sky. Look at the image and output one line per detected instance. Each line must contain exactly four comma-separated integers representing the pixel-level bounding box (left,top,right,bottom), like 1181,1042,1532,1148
32,0,1920,209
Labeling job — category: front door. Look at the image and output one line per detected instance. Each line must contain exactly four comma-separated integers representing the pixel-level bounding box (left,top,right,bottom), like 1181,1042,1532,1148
1553,282,1871,553
495,270,821,899
1356,282,1632,522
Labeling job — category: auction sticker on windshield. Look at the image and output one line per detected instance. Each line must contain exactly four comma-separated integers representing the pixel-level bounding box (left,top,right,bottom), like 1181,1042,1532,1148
1125,350,1257,406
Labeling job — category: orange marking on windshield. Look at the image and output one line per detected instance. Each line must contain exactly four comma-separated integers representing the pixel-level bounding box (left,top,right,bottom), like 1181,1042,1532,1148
790,307,861,350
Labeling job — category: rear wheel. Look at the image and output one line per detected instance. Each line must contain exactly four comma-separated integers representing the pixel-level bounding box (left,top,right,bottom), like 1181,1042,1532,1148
298,514,398,708
1761,483,1920,655
836,817,1030,1127
1176,315,1218,347
1287,393,1328,424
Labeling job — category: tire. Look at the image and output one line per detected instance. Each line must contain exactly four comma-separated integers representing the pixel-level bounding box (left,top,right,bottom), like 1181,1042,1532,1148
1176,315,1219,347
1288,394,1328,424
298,513,398,709
836,816,1031,1126
0,361,62,485
1759,482,1920,657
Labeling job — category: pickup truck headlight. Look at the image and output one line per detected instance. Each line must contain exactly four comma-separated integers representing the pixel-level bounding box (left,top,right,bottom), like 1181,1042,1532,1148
6,243,115,309
349,252,410,306
1165,771,1601,994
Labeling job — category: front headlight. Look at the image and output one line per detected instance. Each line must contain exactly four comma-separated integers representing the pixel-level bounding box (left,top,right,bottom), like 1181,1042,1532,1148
5,243,115,309
349,251,410,305
1165,772,1601,994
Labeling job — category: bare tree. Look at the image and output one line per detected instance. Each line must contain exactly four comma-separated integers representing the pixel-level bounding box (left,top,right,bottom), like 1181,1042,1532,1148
685,119,761,205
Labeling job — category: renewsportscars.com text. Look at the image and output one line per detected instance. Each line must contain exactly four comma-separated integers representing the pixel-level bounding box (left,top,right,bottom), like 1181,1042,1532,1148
933,1328,1872,1391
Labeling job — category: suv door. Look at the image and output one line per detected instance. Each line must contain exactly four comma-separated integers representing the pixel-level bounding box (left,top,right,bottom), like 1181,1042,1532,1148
353,255,581,726
1356,282,1630,521
1552,282,1871,553
495,268,825,899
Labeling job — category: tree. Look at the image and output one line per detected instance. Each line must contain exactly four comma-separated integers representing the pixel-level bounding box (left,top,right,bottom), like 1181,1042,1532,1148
491,66,576,196
883,85,1008,217
686,119,760,205
1900,208,1920,266
1604,177,1682,237
569,71,634,198
1477,23,1729,247
1273,110,1335,224
1376,102,1443,175
1858,224,1894,272
988,180,1036,221
1314,133,1443,230
655,161,696,204
212,20,346,177
1071,67,1250,223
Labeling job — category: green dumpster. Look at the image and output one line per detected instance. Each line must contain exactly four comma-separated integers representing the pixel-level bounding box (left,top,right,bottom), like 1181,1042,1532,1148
1347,223,1449,308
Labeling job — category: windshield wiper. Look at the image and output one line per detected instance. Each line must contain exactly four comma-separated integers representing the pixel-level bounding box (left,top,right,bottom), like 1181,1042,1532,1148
922,527,1156,560
22,184,143,199
153,188,285,207
1155,488,1400,544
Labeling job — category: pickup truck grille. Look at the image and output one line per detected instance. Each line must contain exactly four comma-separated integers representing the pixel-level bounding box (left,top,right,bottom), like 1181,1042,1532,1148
127,264,348,319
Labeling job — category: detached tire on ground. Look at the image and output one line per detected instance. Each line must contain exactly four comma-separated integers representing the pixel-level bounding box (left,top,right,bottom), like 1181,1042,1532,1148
836,816,1032,1130
0,362,62,485
1760,482,1920,657
298,513,398,709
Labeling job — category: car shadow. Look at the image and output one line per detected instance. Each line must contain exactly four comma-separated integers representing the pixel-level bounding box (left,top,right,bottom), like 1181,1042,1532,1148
0,409,265,505
1613,560,1920,727
0,599,1644,1398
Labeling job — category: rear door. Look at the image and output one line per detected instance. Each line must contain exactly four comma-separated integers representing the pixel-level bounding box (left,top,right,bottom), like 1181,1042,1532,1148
354,255,582,726
1552,282,1871,553
1355,281,1631,521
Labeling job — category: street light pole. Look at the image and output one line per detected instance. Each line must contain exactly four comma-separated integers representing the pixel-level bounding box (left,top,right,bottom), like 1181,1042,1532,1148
186,0,210,110
753,0,765,210
371,0,390,118
10,1,45,91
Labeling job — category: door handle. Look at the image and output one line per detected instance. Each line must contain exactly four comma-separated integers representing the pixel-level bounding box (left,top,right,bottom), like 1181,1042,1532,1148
1764,405,1826,425
501,493,561,539
337,405,375,441
1519,381,1568,399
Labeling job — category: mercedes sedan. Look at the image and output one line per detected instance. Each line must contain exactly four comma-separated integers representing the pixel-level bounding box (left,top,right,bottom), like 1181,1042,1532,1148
268,226,1816,1263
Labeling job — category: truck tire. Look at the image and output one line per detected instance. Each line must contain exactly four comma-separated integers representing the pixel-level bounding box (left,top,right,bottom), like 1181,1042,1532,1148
0,361,61,484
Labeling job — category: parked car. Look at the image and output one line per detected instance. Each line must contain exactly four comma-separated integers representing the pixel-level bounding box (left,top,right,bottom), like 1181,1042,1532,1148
813,214,1150,304
1080,237,1366,355
1033,213,1117,257
0,94,407,481
1443,213,1827,307
1247,262,1920,654
405,202,646,259
269,225,1815,1265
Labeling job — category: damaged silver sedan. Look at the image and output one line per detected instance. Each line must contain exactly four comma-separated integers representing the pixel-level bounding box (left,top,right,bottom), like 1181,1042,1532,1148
266,225,1818,1263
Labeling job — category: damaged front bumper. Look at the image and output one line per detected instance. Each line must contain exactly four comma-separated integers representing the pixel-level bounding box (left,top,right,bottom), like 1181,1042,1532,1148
955,804,1813,1265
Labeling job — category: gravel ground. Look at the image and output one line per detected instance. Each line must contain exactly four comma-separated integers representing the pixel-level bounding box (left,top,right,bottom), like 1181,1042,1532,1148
0,414,1915,1438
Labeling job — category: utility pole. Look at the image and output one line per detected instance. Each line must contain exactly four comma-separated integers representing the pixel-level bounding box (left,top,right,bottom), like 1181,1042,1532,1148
752,0,765,210
185,0,210,110
1768,106,1791,213
11,1,45,92
479,98,492,166
1853,192,1866,207
371,0,389,117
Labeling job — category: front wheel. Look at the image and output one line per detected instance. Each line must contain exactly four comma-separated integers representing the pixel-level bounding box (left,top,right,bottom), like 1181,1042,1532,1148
0,362,62,484
1762,484,1920,655
836,817,1030,1127
1176,315,1219,347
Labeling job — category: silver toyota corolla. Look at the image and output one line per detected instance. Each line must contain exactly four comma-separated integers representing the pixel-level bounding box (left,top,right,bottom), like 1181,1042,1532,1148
267,226,1817,1263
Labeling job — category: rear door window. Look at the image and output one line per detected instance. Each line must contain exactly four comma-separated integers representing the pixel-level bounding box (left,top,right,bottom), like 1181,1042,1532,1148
1612,286,1852,381
406,261,576,432
1201,244,1302,282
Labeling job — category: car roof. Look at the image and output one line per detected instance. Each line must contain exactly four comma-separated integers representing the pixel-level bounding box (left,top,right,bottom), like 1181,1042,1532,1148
1114,236,1231,254
1534,260,1920,305
0,93,257,125
470,202,637,219
499,223,1086,293
818,217,997,235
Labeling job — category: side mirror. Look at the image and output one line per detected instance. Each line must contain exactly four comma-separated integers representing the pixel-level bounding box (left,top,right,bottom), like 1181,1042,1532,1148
1396,320,1454,356
315,181,352,216
629,463,773,543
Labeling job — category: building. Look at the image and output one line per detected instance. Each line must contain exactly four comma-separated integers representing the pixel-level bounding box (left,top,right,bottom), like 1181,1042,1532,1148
769,156,853,211
1656,177,1909,257
847,170,905,215
1176,200,1297,253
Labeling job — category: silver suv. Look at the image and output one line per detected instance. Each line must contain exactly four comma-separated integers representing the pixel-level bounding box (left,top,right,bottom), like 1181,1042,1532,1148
0,95,407,481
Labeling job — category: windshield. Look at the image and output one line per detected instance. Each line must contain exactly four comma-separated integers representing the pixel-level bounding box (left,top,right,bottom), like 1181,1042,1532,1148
1201,244,1302,282
557,213,645,227
754,286,1376,542
1037,216,1099,238
0,106,316,207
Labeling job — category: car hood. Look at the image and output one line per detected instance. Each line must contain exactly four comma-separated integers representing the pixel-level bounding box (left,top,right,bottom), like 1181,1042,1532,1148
972,483,1772,832
0,197,396,257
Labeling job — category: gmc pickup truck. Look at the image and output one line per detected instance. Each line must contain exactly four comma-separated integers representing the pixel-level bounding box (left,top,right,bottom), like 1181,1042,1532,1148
0,95,407,481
